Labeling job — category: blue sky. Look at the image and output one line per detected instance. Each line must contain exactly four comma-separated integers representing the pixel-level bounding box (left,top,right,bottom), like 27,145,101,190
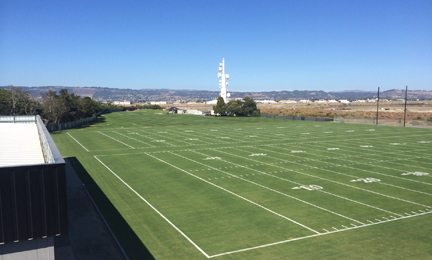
1,0,431,92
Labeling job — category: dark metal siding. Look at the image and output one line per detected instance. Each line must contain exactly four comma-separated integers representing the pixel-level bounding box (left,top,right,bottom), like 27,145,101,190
0,163,68,244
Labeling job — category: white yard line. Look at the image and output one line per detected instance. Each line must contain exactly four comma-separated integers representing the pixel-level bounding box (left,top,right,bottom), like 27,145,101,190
307,143,432,172
67,132,89,152
208,210,432,258
302,145,432,171
216,148,432,209
94,156,210,258
98,131,135,149
172,151,364,225
147,130,211,145
146,152,320,234
92,140,431,158
283,144,432,187
126,131,176,147
257,145,432,194
114,131,156,147
190,150,403,217
89,131,431,156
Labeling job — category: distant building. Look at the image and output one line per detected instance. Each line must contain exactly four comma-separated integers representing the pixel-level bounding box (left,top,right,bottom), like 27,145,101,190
113,100,132,106
279,100,297,104
150,101,167,105
256,100,277,104
177,109,203,115
298,99,312,103
338,99,351,104
206,100,218,105
314,99,327,104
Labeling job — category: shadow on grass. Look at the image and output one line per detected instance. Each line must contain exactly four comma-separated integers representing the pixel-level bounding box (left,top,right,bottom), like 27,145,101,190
67,157,154,260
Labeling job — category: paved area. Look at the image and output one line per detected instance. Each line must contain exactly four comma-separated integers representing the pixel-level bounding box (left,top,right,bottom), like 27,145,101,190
54,159,127,260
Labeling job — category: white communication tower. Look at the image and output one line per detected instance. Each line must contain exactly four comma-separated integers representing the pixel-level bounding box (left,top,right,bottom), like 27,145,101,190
218,58,230,103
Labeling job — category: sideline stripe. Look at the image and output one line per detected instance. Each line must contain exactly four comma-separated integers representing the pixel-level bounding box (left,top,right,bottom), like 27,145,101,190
67,132,89,152
98,131,135,149
146,152,320,234
94,156,209,258
208,210,432,258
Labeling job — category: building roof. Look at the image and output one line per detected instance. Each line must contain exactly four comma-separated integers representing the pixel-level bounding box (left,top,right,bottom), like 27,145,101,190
0,124,45,167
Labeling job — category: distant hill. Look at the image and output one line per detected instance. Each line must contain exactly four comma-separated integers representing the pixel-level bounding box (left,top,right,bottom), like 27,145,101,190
2,86,432,101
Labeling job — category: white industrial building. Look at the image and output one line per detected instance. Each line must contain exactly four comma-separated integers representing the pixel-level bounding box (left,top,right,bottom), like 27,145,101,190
256,100,277,104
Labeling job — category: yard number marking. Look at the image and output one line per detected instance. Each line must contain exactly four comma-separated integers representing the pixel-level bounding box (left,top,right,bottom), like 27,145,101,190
291,150,305,153
360,145,373,148
327,148,340,150
203,157,221,160
249,153,266,156
292,185,323,191
402,172,429,176
417,141,431,143
350,178,381,183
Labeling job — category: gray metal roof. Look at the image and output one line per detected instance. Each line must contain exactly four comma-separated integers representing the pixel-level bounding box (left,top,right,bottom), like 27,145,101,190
0,124,45,167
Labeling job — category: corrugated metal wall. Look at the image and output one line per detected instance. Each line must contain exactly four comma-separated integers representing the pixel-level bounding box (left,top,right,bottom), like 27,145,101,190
0,162,68,244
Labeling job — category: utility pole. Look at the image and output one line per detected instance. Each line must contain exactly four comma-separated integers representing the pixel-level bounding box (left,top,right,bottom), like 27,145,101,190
403,86,408,127
376,87,380,125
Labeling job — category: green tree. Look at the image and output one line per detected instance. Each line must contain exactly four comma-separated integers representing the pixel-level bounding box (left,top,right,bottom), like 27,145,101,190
226,99,243,116
213,97,226,115
0,89,10,115
242,96,260,116
0,86,40,115
41,90,69,124
79,97,101,117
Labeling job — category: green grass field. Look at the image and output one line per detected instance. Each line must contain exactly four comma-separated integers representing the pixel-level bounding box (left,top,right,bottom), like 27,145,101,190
52,110,432,259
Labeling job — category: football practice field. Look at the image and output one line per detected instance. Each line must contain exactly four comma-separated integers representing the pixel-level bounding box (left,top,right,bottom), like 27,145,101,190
52,111,432,259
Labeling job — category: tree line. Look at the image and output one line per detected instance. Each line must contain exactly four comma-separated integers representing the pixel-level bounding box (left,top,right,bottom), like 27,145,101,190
0,86,117,125
213,96,261,117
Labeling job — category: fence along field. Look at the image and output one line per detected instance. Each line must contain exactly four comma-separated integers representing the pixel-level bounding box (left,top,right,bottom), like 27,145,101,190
52,110,432,259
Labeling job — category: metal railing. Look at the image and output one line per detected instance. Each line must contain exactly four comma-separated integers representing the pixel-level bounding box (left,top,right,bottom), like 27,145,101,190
0,115,64,164
35,115,56,163
0,115,36,124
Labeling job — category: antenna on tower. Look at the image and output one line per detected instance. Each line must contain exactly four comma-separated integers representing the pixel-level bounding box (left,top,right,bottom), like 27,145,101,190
217,58,230,102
